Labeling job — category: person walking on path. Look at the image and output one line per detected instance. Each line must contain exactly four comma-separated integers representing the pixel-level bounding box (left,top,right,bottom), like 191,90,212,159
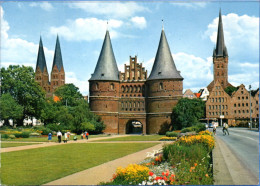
64,132,68,143
81,132,84,139
213,125,216,135
85,131,89,140
67,131,70,141
48,132,52,142
57,131,62,143
223,122,229,135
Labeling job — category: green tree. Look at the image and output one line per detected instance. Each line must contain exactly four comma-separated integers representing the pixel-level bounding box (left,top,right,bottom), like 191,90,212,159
1,65,46,125
224,86,238,96
0,93,23,125
171,98,205,130
54,83,83,106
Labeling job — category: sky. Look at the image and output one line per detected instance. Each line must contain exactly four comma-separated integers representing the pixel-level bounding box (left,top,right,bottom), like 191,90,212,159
1,1,259,96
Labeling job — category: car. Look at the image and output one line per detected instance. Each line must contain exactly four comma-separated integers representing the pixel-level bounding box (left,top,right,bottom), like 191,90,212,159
209,123,213,128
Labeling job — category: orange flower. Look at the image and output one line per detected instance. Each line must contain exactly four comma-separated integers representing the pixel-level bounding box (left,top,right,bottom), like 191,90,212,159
163,176,167,181
205,174,208,177
194,163,198,167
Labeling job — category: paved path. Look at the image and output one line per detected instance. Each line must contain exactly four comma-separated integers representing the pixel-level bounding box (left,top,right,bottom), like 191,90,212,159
213,135,259,185
1,135,127,153
45,142,168,185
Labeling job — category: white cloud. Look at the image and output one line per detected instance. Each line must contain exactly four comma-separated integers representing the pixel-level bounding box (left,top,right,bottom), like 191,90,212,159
68,2,148,18
171,2,207,9
131,17,147,29
66,72,90,95
1,6,54,73
29,2,54,11
50,18,123,41
205,13,259,62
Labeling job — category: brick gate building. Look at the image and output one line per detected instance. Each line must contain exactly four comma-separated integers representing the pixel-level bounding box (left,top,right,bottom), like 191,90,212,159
89,29,183,134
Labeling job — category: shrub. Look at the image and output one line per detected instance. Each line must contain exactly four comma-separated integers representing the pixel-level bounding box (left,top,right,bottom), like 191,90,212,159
9,134,15,139
14,132,23,138
1,134,9,139
46,123,64,132
166,131,179,137
29,132,41,137
194,123,206,133
181,128,192,133
21,132,30,138
159,136,177,141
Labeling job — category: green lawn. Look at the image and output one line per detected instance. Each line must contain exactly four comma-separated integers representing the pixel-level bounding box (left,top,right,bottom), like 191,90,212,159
1,142,41,148
1,142,159,185
94,135,163,142
1,134,109,142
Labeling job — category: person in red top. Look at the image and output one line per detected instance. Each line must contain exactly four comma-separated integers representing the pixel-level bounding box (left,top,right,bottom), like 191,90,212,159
85,131,89,140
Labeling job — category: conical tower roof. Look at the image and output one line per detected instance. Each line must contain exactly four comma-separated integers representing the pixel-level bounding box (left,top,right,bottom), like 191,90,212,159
214,10,228,57
36,37,48,72
89,31,119,81
148,29,183,80
52,35,64,72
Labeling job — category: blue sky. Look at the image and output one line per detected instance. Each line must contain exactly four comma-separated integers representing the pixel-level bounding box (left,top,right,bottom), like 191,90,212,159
1,1,259,95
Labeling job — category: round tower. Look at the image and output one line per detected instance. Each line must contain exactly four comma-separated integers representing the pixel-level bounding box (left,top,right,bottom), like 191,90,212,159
146,29,183,134
89,30,120,134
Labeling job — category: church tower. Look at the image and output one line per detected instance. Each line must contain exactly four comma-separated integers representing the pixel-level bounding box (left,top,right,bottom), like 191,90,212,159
208,10,232,91
35,37,52,97
146,28,183,134
51,35,65,92
89,30,120,134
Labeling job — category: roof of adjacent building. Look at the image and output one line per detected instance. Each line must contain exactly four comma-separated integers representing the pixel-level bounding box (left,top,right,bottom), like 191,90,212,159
52,35,64,72
213,10,228,57
89,30,119,81
147,29,183,81
36,37,48,72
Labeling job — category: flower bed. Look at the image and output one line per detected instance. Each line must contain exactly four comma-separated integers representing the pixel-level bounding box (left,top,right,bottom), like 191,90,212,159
102,131,215,185
159,137,177,141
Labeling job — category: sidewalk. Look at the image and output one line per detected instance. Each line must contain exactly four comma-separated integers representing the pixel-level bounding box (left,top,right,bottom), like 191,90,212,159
213,136,258,185
45,143,167,185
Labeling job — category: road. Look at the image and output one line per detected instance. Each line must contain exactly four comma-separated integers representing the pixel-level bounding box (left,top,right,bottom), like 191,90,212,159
211,127,259,180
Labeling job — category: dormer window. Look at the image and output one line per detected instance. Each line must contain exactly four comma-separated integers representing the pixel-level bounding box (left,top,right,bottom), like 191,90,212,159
101,73,104,76
158,72,161,75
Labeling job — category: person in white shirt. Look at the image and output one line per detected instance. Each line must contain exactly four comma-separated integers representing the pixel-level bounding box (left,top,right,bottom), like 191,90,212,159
57,131,62,143
222,123,229,135
64,132,68,143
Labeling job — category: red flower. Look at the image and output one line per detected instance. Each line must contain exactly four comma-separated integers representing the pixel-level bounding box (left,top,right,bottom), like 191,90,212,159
149,171,154,176
162,172,165,176
165,172,169,177
155,176,162,181
163,176,167,181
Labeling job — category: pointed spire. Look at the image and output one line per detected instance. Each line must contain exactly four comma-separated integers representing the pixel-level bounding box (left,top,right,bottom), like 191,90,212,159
36,36,48,72
52,35,64,72
214,9,228,57
148,29,183,80
89,31,119,81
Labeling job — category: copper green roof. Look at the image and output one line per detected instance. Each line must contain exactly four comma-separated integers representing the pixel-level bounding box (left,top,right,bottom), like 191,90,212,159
89,31,119,81
52,35,64,72
35,37,48,72
148,29,183,81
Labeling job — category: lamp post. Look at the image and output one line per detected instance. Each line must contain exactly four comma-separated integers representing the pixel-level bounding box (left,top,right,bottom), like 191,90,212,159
219,97,223,127
249,85,252,130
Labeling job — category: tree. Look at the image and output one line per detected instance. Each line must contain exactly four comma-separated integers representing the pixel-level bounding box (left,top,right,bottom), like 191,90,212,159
224,86,238,96
0,93,23,125
54,83,83,106
171,98,205,130
1,65,46,125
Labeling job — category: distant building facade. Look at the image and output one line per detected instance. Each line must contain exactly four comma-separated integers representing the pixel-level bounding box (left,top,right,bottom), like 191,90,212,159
205,11,259,126
89,29,183,134
35,36,65,97
183,89,196,99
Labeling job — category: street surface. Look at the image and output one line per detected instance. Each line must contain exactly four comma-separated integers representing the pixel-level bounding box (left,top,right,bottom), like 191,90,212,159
211,127,259,180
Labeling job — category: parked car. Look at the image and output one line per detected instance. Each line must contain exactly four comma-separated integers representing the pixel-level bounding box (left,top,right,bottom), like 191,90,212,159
209,123,213,128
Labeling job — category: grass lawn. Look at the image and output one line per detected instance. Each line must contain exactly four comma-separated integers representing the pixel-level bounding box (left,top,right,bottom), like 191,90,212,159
1,142,41,148
1,134,109,142
94,135,163,142
1,142,159,185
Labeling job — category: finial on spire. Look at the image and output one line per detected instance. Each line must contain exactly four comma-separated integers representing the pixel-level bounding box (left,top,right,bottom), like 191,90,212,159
162,19,164,30
106,21,109,31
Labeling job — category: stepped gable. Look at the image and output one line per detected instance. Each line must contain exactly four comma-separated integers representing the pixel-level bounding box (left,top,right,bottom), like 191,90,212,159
89,30,119,81
36,37,48,72
147,29,183,81
52,35,64,72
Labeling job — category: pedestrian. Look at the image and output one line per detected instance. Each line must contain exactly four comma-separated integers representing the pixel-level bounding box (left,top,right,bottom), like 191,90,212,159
67,131,70,141
86,131,89,140
81,132,84,139
64,132,68,143
48,132,52,142
213,125,216,135
57,130,62,143
223,122,229,135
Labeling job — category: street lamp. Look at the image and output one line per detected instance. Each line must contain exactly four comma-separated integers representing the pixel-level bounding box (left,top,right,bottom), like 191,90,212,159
249,85,252,130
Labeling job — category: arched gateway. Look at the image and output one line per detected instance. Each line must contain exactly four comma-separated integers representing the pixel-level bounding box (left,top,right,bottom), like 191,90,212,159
126,120,143,134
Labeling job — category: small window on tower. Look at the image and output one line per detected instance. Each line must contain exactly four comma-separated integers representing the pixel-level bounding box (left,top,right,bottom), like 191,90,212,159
110,83,114,90
95,83,99,90
159,82,163,90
